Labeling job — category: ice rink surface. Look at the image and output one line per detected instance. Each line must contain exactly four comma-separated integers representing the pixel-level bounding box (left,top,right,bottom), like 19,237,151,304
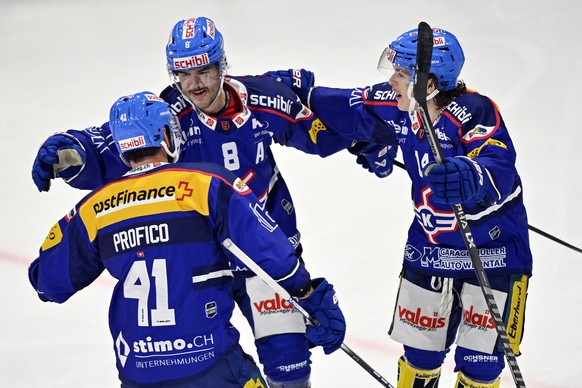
1,0,580,386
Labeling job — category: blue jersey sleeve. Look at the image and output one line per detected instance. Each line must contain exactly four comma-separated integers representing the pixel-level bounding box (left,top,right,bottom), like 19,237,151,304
29,200,105,303
61,123,130,190
202,163,311,295
308,85,398,146
240,76,355,157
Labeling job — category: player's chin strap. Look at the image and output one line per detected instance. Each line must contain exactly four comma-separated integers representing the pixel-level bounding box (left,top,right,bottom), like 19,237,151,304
161,141,179,163
407,82,439,113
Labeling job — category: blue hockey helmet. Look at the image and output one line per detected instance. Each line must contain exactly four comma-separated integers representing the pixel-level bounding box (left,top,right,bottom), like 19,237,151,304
109,91,182,162
166,17,228,73
378,27,465,91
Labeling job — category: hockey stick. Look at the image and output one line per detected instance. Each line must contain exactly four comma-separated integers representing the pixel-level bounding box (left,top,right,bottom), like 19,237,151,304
413,22,526,388
528,224,582,254
221,238,394,388
392,160,582,254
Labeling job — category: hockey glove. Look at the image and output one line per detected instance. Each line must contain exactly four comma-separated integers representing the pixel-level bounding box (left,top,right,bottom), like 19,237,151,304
424,156,489,204
299,278,346,354
349,141,398,178
32,134,86,192
261,68,314,105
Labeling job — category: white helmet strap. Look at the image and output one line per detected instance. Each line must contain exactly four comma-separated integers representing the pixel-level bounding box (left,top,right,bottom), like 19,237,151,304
407,83,440,113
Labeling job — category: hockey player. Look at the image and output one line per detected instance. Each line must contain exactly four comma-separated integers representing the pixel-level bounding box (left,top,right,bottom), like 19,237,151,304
30,17,395,388
272,28,532,387
28,91,346,388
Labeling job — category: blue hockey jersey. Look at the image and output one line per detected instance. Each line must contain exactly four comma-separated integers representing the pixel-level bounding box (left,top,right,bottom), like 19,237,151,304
308,83,533,278
59,76,379,254
29,162,311,385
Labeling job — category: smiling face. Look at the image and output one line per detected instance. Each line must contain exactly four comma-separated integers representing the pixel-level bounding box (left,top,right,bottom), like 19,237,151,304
173,64,225,114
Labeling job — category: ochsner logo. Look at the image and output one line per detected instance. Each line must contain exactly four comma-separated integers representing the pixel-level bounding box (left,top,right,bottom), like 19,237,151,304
119,136,146,151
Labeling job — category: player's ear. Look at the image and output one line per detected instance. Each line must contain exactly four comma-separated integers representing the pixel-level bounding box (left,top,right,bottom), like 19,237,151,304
427,76,437,94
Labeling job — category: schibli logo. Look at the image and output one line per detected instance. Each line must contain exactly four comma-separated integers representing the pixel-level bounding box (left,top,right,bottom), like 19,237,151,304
183,18,196,39
388,48,396,63
373,89,398,101
173,53,210,69
249,94,293,115
119,136,146,151
398,306,446,329
206,20,215,39
433,36,446,46
447,101,473,125
253,293,295,314
463,305,495,330
144,94,164,102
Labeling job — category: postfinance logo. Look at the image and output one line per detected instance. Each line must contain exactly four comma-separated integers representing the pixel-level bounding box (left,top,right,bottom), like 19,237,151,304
81,170,211,241
92,185,177,215
175,181,194,201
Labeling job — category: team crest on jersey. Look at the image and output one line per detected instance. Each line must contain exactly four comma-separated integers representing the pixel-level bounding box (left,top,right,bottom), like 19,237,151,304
461,124,496,143
233,178,250,193
414,187,457,243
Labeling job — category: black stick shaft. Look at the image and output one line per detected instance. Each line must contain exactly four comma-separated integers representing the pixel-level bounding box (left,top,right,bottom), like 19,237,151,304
413,21,526,388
